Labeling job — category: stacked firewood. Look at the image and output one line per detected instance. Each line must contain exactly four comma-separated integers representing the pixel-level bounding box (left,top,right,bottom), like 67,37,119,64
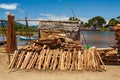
8,36,106,71
114,24,120,55
9,47,106,71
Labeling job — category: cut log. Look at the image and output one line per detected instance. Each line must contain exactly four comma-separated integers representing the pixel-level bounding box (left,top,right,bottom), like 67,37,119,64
96,50,106,71
27,52,39,69
52,49,59,70
16,51,26,69
60,51,66,70
43,48,50,70
78,51,83,70
26,52,36,69
65,49,71,70
37,49,46,70
20,52,33,69
8,50,19,68
14,51,22,68
45,50,53,69
49,50,56,70
71,48,77,70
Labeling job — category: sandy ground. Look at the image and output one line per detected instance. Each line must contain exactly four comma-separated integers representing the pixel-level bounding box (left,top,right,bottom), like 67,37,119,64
0,47,120,80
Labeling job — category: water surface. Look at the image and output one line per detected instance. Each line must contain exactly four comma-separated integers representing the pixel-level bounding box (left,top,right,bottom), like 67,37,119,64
81,31,115,48
0,31,116,48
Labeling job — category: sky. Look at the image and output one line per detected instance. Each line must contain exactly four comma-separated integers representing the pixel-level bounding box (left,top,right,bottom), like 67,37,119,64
0,0,120,25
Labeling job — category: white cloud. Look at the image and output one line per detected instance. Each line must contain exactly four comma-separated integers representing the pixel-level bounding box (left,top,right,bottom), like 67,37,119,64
0,3,18,10
5,11,11,15
16,21,39,26
79,17,89,23
39,13,69,21
28,21,39,26
39,13,90,23
5,11,13,17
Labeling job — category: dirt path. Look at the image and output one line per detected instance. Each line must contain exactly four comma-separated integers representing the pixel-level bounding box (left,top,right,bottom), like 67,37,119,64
0,47,120,80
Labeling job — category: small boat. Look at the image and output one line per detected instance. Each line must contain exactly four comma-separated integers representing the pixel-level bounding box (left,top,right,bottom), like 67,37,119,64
19,36,35,40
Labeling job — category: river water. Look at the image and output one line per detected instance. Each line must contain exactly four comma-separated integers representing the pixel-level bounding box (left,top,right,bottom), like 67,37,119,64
81,31,115,48
0,31,116,48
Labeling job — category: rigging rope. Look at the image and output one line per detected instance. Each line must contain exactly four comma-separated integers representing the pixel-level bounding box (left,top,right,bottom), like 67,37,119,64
66,0,76,18
66,0,89,48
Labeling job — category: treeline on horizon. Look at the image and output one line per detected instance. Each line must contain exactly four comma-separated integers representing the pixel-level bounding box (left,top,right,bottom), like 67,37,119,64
0,22,38,32
69,16,120,29
0,16,120,32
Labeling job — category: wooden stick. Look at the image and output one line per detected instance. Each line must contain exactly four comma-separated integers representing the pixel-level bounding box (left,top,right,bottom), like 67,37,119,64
60,51,66,70
20,52,33,69
26,52,36,69
28,52,39,69
65,49,70,70
15,51,22,68
44,49,52,70
49,50,56,70
37,49,46,70
53,49,59,70
83,50,87,70
43,48,50,70
78,51,83,70
16,51,26,69
96,50,106,71
75,50,78,70
91,50,97,71
8,50,19,68
71,48,77,70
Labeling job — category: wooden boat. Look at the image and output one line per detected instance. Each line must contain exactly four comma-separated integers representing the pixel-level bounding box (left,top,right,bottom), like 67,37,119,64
19,36,35,40
0,41,6,45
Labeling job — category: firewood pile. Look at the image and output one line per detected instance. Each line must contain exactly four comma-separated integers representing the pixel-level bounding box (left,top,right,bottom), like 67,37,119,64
114,24,120,55
8,35,106,71
101,24,120,65
39,21,80,40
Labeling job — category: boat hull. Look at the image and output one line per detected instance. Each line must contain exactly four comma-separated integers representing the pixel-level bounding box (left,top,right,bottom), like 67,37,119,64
19,36,35,40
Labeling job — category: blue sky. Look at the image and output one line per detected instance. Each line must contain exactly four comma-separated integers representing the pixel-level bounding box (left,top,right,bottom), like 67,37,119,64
0,0,120,24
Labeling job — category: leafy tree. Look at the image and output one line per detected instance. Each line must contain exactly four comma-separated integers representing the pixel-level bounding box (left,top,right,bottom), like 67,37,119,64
108,18,119,26
69,16,80,21
88,16,106,28
83,22,90,28
116,16,120,22
15,23,23,31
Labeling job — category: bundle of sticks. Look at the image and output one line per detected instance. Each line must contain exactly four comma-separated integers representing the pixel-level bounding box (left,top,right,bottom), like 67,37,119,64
9,45,106,71
8,36,106,71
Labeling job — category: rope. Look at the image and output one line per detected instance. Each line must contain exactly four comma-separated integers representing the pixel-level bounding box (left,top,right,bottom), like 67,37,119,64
66,0,76,18
66,0,89,46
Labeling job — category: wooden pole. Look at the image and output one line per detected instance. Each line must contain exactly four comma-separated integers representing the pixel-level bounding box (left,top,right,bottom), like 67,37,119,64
6,13,17,53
